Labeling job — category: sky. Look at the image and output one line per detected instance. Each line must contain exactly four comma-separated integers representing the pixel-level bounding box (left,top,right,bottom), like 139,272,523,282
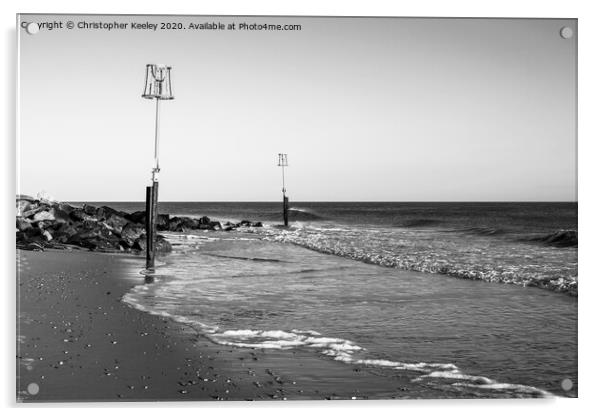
18,15,577,202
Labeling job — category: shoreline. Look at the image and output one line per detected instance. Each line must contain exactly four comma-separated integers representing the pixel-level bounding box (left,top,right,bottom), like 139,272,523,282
17,248,447,402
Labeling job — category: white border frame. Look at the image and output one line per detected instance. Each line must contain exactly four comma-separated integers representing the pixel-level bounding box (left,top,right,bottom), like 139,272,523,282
3,1,599,415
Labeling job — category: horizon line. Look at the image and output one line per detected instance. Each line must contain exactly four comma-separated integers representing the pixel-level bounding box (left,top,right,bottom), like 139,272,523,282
62,199,578,204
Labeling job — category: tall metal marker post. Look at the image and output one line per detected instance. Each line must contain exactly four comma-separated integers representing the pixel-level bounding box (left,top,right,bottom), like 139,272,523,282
142,64,174,270
278,153,289,226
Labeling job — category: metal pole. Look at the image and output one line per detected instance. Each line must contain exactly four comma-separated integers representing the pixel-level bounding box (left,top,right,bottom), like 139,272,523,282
151,181,159,265
153,98,161,174
281,159,288,226
145,186,153,269
147,97,161,270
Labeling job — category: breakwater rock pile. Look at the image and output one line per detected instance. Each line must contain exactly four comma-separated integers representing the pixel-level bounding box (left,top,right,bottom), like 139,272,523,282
16,196,262,253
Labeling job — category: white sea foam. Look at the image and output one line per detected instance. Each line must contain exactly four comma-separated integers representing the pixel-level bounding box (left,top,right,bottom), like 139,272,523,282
395,362,458,372
413,370,493,384
292,329,321,336
209,329,363,355
413,371,554,397
451,382,554,397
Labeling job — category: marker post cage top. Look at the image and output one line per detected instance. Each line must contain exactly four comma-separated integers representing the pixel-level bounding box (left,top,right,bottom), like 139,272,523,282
142,64,174,100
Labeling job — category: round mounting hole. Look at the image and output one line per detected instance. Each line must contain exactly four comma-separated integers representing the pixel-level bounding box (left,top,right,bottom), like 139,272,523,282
27,382,39,395
561,378,573,391
560,26,573,39
26,22,40,35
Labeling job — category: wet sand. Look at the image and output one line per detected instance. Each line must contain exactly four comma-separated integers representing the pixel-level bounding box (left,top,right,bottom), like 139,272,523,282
17,249,436,402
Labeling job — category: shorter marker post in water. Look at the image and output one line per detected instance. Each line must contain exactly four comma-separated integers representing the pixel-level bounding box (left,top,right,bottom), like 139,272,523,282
278,153,289,227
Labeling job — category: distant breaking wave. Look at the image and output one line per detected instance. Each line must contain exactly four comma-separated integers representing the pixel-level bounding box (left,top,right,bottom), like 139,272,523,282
393,218,443,228
523,230,578,248
451,227,577,248
262,207,325,222
249,225,578,296
456,226,506,236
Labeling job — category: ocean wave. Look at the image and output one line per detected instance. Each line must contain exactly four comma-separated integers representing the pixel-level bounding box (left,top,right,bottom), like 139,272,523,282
523,230,577,248
456,226,506,236
394,218,443,228
297,242,574,294
260,208,325,223
288,208,325,222
249,226,578,296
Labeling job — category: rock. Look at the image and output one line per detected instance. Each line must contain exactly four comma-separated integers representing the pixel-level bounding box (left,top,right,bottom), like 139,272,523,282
49,206,71,224
223,226,234,231
98,222,118,238
199,216,211,225
17,227,44,244
96,206,117,220
69,208,91,222
126,211,147,224
157,214,170,231
56,203,74,214
18,241,44,251
240,220,252,227
16,218,33,232
42,230,53,241
118,239,132,250
156,236,172,253
15,197,172,255
67,229,98,245
16,195,36,202
83,204,97,216
37,221,57,231
121,223,145,246
80,237,120,251
209,221,222,230
252,222,263,227
32,211,55,223
168,217,183,232
94,206,109,220
179,217,198,230
52,223,78,244
21,206,44,219
16,200,32,216
131,234,171,253
70,223,121,250
104,215,129,234
132,235,147,251
82,219,99,230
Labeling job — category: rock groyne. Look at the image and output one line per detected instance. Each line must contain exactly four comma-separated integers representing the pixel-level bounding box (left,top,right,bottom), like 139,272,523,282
16,196,262,253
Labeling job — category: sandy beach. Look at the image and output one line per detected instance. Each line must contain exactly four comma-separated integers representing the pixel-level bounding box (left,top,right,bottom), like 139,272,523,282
17,248,433,402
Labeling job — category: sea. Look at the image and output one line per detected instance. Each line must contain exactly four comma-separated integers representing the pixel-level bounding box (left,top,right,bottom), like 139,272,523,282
83,201,578,398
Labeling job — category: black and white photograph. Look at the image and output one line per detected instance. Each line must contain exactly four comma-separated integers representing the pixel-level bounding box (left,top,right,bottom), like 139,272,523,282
15,12,577,403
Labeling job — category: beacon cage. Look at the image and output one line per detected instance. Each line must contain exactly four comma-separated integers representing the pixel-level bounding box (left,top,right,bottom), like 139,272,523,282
142,64,174,100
